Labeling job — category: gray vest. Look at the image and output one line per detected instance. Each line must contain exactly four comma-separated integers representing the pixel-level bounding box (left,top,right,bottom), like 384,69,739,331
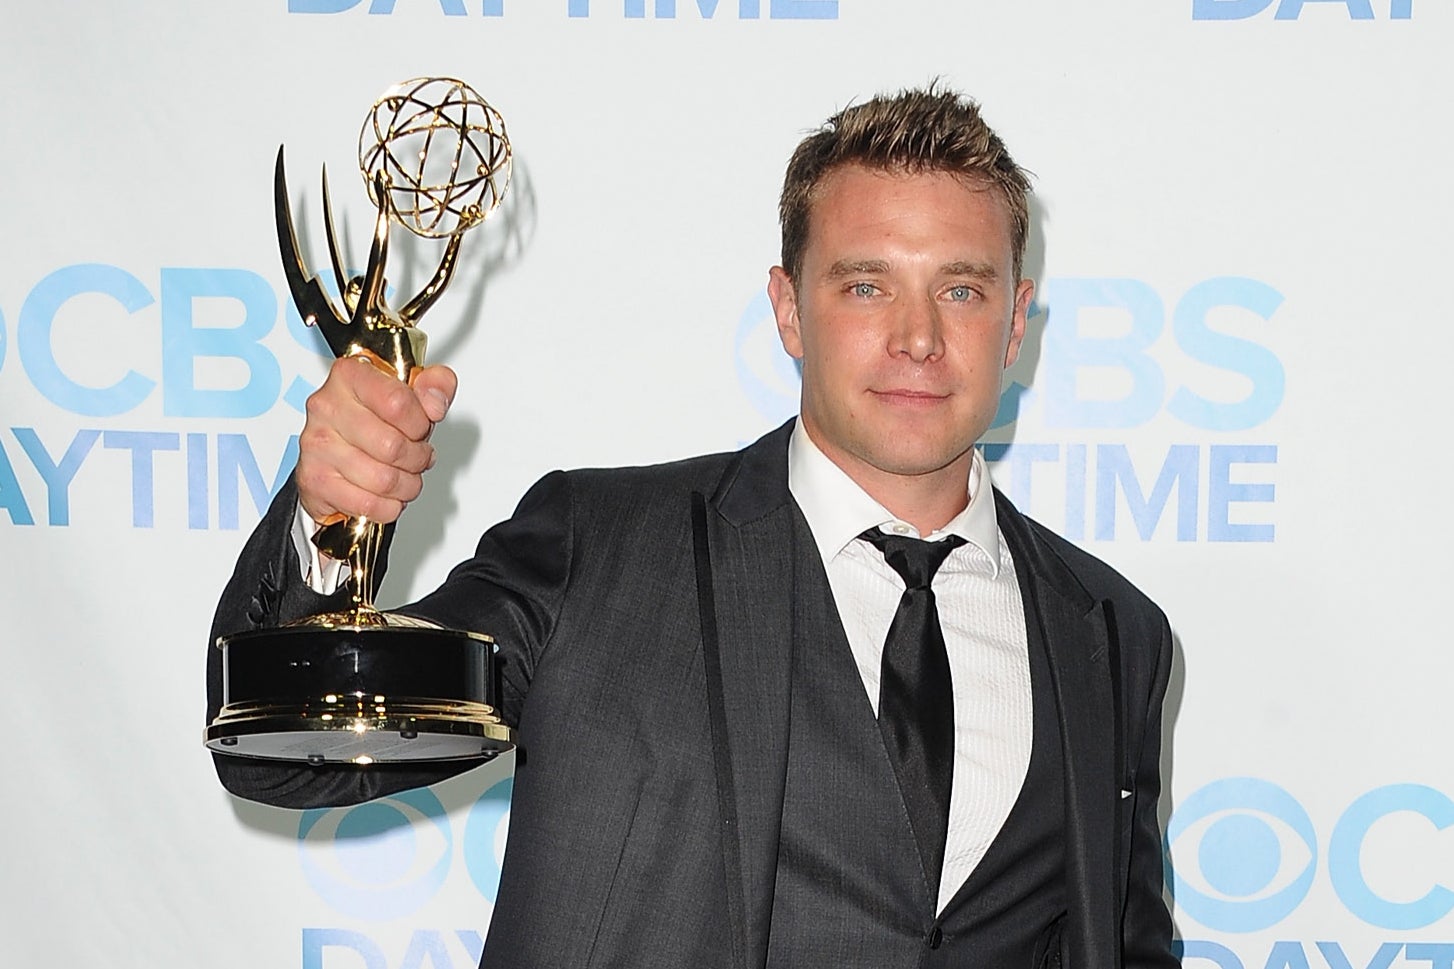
765,552,1065,969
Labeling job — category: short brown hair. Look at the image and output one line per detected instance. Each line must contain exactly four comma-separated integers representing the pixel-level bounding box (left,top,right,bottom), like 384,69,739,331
778,85,1032,282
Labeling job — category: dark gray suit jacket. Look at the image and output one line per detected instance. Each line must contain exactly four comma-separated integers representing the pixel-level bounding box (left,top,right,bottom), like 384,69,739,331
208,421,1179,969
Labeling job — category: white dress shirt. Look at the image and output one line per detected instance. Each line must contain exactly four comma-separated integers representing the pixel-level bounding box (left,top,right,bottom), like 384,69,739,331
786,422,1032,913
294,501,348,593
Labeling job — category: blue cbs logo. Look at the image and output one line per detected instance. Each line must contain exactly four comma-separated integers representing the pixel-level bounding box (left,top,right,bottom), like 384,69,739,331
0,263,345,531
1193,0,1413,19
1168,779,1454,933
297,777,514,919
7,263,329,419
298,789,455,920
1167,778,1317,932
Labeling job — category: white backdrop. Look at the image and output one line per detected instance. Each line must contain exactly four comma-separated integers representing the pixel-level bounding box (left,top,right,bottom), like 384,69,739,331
2,2,1450,967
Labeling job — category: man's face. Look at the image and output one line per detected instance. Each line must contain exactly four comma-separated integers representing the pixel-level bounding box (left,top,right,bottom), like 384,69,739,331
769,164,1033,494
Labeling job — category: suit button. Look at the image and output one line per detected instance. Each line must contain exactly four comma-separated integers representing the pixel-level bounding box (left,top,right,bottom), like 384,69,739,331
927,925,943,949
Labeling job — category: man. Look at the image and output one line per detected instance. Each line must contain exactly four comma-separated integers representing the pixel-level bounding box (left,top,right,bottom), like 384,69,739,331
209,86,1180,968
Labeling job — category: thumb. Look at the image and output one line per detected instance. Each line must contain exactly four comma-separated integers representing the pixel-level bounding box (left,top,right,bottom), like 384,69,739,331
414,364,458,423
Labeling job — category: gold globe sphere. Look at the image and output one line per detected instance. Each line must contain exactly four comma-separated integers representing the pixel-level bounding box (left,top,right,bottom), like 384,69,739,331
358,77,512,240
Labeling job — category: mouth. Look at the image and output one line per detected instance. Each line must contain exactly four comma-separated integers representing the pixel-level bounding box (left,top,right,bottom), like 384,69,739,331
870,388,950,406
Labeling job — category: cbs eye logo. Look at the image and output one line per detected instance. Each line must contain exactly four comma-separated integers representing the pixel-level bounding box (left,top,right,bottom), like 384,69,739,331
1168,778,1454,932
297,778,514,918
734,291,800,426
461,777,513,902
1166,777,1317,932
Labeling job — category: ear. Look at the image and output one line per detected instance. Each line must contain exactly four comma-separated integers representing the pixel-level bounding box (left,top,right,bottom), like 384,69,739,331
767,266,804,360
1005,278,1034,369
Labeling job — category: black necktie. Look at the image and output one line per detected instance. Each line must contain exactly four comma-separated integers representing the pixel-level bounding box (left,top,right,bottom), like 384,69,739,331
859,528,966,899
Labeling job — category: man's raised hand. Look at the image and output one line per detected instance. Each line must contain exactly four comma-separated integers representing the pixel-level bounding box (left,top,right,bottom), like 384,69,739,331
294,355,458,530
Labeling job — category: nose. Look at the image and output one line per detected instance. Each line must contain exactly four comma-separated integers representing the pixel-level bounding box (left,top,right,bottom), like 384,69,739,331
890,294,944,363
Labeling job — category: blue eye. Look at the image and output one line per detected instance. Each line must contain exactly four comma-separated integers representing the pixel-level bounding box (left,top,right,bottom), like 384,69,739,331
851,282,876,298
947,285,974,302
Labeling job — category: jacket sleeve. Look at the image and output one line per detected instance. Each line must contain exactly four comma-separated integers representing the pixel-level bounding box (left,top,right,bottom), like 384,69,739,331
1120,613,1180,968
206,470,574,809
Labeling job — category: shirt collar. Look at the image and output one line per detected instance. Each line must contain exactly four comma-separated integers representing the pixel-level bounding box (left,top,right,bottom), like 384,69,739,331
786,420,1002,576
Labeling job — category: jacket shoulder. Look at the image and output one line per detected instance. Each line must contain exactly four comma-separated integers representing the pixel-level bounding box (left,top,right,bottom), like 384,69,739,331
1000,496,1167,626
563,446,743,494
551,421,793,526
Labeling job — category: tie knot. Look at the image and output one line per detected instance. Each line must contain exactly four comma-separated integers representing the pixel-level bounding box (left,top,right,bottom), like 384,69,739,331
858,529,967,590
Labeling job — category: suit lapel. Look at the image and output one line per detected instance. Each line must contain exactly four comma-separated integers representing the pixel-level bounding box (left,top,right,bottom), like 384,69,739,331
994,490,1120,966
693,422,798,969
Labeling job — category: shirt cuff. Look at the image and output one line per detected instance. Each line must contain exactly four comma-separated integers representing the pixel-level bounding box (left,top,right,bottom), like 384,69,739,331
292,500,349,595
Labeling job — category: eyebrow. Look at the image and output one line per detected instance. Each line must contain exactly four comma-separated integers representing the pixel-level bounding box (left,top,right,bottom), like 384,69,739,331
825,259,890,278
941,261,1000,281
823,258,1000,281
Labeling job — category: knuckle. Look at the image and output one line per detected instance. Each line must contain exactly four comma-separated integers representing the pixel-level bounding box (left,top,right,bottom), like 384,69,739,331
398,441,430,474
377,431,406,465
378,384,416,424
298,424,329,452
370,463,403,497
304,389,332,421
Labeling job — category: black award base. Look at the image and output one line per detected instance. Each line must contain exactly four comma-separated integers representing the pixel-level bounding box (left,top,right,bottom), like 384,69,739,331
205,624,515,765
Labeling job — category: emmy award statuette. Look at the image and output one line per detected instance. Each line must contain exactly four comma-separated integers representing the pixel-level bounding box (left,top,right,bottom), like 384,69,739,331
204,78,516,766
